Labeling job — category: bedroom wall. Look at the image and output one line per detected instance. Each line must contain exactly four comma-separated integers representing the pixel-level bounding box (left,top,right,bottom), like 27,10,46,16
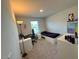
46,5,78,34
16,16,47,35
1,0,22,59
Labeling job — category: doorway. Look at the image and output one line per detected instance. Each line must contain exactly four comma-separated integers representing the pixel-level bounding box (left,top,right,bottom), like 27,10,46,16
30,21,40,34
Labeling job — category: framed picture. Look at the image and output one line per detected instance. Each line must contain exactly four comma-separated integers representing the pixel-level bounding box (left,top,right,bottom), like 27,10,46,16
68,13,74,21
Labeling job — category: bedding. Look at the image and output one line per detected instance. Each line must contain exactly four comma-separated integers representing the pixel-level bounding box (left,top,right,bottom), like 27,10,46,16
41,31,60,38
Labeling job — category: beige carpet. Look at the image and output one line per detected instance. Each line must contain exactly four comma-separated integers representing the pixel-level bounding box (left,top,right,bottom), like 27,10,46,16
23,39,57,59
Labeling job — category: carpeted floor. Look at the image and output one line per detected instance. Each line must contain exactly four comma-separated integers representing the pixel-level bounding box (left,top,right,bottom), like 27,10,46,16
23,39,57,59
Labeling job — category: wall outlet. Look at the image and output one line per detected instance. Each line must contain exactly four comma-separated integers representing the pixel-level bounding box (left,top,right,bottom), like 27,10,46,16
8,52,11,59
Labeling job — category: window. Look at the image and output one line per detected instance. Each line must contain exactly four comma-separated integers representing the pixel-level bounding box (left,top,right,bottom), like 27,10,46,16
30,21,39,34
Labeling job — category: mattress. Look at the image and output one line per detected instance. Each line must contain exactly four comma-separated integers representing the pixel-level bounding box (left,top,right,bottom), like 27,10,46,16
41,31,60,38
19,38,33,53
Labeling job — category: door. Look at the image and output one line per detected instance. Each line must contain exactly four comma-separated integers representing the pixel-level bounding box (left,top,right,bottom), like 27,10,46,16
30,21,39,34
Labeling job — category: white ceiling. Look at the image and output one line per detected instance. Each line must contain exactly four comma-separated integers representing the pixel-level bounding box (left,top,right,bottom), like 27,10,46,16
11,0,78,17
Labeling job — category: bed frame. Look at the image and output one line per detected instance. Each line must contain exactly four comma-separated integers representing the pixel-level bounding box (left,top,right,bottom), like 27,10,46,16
41,31,60,44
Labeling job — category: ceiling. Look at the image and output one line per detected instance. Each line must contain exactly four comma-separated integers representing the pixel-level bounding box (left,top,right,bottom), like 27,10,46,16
11,0,78,17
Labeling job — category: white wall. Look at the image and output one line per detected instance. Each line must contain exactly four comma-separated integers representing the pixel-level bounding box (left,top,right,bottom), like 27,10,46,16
1,0,22,59
16,17,47,35
38,19,47,32
46,5,78,34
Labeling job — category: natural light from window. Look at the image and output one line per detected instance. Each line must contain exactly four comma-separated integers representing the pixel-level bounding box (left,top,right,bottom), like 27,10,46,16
31,21,40,34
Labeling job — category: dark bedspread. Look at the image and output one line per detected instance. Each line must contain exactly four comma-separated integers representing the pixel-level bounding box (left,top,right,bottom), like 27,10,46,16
41,31,60,38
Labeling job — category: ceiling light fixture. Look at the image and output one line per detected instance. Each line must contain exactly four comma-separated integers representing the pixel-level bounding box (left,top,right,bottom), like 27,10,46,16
40,9,44,12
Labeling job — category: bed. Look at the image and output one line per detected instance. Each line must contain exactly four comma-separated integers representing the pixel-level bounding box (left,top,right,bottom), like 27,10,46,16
41,31,60,44
19,38,33,53
41,31,60,38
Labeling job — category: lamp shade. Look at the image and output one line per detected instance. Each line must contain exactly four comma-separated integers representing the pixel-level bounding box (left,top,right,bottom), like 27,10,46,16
17,21,23,24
